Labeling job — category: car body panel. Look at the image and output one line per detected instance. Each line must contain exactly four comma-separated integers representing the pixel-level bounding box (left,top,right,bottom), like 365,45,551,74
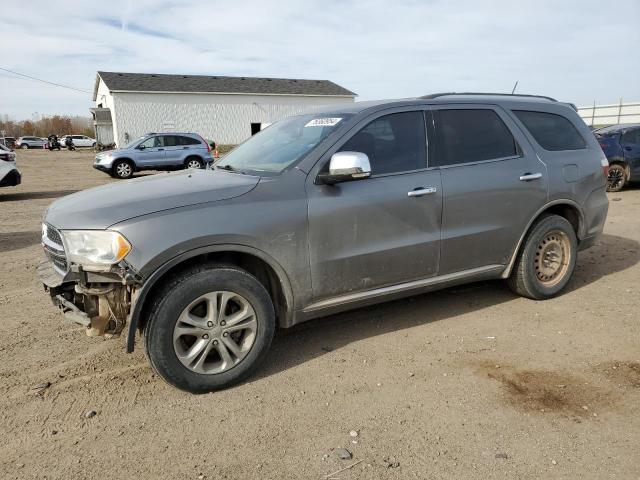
45,169,260,229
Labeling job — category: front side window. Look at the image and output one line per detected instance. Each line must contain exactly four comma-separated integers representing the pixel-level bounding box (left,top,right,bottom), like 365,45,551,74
140,136,162,148
622,128,640,144
339,111,427,175
514,110,586,151
433,109,517,167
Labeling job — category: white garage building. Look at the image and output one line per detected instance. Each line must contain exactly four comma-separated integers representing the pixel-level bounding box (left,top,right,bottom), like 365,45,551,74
91,71,356,147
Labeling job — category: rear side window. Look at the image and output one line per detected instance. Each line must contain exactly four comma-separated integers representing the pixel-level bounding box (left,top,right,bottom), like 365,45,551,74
433,109,517,166
514,110,586,151
163,135,178,147
339,111,427,175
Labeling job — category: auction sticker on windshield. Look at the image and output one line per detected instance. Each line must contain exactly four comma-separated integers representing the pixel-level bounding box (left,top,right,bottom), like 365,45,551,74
305,118,342,127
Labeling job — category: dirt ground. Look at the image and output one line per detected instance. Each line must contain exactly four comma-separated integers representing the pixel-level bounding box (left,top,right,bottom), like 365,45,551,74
1,149,639,480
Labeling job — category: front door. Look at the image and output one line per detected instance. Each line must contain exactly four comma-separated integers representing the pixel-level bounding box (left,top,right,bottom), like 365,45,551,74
136,135,166,167
307,109,442,301
431,105,548,275
622,127,640,179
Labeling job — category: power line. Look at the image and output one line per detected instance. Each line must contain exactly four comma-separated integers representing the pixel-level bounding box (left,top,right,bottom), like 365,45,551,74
0,67,90,94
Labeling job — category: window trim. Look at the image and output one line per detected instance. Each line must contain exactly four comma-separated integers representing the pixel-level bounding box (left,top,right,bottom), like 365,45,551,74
429,106,523,169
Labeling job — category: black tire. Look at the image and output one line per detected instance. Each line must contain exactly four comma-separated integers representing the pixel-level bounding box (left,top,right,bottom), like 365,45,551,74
507,215,577,300
92,142,97,148
112,159,134,179
20,144,28,150
184,156,204,169
606,164,626,192
143,265,275,393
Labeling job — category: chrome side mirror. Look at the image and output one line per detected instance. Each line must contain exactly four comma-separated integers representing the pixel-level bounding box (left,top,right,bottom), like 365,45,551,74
318,151,372,185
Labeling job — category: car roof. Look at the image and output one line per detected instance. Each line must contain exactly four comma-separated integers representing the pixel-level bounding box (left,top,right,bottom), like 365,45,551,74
594,123,640,134
144,132,201,136
310,92,574,116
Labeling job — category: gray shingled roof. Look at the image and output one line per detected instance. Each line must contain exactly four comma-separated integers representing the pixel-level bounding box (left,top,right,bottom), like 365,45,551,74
95,71,356,99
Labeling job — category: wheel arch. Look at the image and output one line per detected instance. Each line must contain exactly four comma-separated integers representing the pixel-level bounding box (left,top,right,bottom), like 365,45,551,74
126,244,294,352
502,199,584,279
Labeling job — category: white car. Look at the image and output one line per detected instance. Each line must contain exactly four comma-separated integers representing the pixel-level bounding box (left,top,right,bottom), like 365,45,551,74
0,144,21,187
59,135,96,148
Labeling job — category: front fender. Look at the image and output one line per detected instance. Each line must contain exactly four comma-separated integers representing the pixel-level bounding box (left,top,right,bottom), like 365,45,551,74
125,243,295,353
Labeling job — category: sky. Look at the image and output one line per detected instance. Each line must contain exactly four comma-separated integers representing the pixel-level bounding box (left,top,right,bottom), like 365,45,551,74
1,0,639,119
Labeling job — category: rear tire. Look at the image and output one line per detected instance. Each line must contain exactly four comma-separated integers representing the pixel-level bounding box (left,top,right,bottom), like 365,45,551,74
507,215,577,300
606,164,626,192
143,265,275,393
112,159,134,179
185,157,204,169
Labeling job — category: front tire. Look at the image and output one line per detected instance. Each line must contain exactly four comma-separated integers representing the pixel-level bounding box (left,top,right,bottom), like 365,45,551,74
606,164,626,192
143,265,275,393
507,215,577,300
20,144,28,150
112,159,134,179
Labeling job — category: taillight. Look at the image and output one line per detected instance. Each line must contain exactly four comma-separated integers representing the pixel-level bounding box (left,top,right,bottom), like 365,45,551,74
601,158,609,177
198,135,211,153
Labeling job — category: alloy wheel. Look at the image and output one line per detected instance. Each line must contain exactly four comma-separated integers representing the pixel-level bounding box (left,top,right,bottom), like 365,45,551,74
187,160,202,169
116,163,132,178
172,291,258,374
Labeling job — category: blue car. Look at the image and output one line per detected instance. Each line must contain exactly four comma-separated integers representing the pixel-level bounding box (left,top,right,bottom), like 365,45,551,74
594,124,640,192
94,132,212,179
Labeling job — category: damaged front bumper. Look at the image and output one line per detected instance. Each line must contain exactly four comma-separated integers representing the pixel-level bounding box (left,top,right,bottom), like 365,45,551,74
37,259,141,337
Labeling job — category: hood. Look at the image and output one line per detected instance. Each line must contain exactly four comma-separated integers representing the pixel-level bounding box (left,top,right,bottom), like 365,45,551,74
45,169,259,229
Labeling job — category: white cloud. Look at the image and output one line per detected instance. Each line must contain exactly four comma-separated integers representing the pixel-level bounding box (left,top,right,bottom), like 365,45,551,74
1,0,639,118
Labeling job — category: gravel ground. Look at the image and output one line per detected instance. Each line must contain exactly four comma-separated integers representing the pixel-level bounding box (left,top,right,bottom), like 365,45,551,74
1,149,639,480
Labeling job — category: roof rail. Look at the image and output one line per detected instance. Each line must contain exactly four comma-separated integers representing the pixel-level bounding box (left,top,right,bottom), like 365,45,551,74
420,92,558,102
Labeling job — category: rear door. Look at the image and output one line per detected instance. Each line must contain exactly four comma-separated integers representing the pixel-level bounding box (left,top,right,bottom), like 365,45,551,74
307,108,442,300
432,105,548,274
162,135,184,166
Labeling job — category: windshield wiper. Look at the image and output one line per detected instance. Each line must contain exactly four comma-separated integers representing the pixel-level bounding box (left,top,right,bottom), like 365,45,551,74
216,164,248,175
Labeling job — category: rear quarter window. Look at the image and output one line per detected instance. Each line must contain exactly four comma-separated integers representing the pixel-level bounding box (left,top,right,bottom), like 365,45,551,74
514,110,586,151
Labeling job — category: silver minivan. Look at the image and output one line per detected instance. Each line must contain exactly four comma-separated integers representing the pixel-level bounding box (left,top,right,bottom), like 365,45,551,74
40,93,609,393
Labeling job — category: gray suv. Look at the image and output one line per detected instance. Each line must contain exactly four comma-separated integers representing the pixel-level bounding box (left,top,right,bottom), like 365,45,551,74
94,132,211,179
38,93,609,393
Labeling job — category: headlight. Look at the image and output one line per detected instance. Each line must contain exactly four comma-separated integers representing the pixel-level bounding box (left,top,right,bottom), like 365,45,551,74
61,230,131,270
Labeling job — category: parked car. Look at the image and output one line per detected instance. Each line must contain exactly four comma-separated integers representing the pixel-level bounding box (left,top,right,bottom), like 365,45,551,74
593,123,640,192
16,136,46,149
38,93,609,393
1,137,16,149
59,135,96,148
0,144,20,187
93,132,212,179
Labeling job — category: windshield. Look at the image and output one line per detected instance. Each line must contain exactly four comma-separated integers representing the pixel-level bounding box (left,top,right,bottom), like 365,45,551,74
217,114,351,174
122,136,146,149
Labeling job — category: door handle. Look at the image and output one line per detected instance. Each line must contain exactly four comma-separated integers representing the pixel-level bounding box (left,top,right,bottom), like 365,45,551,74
519,172,542,181
407,187,437,197
624,146,632,151
183,146,190,149
157,148,164,151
